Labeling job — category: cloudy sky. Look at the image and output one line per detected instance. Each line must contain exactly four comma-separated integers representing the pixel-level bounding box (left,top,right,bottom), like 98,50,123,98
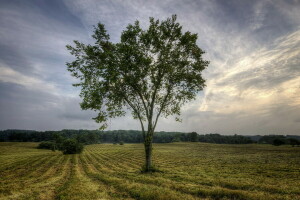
0,0,299,135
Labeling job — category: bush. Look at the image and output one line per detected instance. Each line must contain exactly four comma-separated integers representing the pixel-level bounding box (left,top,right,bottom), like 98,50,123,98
119,141,124,145
272,138,285,146
60,139,84,154
172,137,181,142
37,141,55,150
288,138,300,147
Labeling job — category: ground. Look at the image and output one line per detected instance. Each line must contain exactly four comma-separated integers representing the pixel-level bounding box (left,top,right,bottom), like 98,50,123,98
0,142,299,200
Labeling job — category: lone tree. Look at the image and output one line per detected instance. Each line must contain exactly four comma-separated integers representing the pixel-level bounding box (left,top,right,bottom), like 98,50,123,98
66,15,209,172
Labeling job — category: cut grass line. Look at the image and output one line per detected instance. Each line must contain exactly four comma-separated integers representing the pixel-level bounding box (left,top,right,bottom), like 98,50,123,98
1,143,300,200
5,155,71,200
0,154,62,197
85,152,198,200
78,154,134,200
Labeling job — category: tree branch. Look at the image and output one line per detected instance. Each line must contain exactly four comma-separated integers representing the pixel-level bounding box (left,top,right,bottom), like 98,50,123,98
148,65,165,130
118,71,150,118
153,86,172,130
119,88,146,139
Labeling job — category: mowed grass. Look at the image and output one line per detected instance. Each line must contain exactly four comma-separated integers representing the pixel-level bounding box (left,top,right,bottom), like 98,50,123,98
0,142,299,200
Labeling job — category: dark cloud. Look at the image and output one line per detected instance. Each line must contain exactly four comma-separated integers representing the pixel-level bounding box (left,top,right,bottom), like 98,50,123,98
0,82,97,130
0,0,84,29
215,0,298,42
0,0,87,81
0,43,33,76
0,0,300,135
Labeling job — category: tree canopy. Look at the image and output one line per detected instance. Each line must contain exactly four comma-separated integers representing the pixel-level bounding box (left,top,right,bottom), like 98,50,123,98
66,15,209,171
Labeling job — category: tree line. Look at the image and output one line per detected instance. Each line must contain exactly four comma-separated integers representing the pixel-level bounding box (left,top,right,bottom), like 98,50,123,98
257,135,300,146
1,129,299,146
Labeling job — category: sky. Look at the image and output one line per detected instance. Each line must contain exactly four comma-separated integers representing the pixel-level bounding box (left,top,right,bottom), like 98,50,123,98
0,0,299,135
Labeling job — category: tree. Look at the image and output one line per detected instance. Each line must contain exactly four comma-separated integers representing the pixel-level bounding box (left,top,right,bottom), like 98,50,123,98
37,141,55,150
272,138,285,146
52,132,64,150
288,138,300,147
66,15,209,172
189,132,198,142
61,139,84,154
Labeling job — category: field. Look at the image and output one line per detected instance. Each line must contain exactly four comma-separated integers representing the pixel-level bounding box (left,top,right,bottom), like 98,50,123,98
0,143,299,200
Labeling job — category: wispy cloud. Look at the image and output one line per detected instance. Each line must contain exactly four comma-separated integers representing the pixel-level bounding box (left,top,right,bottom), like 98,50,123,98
180,29,300,134
201,29,300,113
0,0,299,134
0,64,58,94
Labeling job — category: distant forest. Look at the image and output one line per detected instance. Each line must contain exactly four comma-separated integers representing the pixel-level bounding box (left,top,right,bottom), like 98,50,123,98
1,129,299,145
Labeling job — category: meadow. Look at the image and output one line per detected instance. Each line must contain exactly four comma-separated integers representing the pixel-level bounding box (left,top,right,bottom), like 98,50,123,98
0,142,299,200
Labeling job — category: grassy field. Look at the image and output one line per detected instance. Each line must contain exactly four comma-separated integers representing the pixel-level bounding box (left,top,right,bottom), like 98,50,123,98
0,142,299,200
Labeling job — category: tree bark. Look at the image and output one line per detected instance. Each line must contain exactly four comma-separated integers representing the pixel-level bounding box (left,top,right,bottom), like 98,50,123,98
144,142,152,172
144,131,153,172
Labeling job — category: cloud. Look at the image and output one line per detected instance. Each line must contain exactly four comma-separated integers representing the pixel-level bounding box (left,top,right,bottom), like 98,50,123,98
190,29,300,134
0,81,100,130
0,0,300,134
0,64,58,94
0,0,89,90
202,29,300,112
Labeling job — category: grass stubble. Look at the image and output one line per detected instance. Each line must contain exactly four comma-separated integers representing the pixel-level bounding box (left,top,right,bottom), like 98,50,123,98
0,142,299,200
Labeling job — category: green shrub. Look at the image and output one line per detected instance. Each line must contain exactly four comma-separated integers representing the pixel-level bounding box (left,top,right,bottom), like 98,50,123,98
272,138,285,146
172,137,181,142
37,141,55,150
60,139,84,154
289,138,300,147
119,141,124,145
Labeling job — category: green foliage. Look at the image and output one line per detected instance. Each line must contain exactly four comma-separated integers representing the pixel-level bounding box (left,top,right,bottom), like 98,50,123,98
66,15,208,130
60,139,84,154
66,15,209,171
37,136,84,154
272,138,285,146
2,129,262,144
172,136,181,142
288,138,300,147
188,132,198,142
258,135,286,144
75,132,100,144
37,141,55,150
198,133,254,144
257,135,300,146
119,141,124,145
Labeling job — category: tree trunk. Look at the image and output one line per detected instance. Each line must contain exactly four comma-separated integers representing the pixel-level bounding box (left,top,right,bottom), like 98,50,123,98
145,142,152,172
144,132,153,172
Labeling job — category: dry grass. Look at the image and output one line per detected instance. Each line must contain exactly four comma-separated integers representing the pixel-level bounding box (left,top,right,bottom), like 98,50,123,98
0,142,299,200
